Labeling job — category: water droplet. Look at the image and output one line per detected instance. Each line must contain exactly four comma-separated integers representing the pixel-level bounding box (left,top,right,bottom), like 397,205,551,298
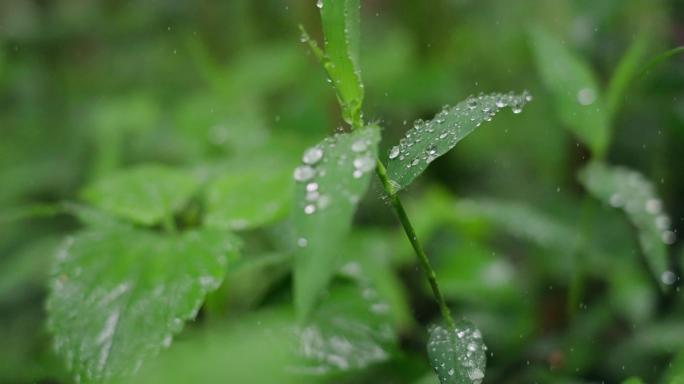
302,146,323,165
662,230,676,245
304,204,316,215
661,270,676,285
297,237,308,247
469,368,485,381
655,215,671,230
388,146,400,159
577,88,596,105
294,165,316,182
306,182,319,192
645,198,662,214
353,156,375,172
351,139,368,152
609,193,623,207
316,0,323,9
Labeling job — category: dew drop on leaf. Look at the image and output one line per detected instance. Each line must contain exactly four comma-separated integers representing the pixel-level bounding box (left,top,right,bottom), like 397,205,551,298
294,165,316,182
302,146,324,165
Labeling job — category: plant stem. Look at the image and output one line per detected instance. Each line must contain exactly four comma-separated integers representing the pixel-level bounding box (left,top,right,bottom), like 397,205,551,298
375,159,456,330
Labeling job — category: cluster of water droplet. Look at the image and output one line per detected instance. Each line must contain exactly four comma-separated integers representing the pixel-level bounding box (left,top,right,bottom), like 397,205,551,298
386,91,531,177
605,169,677,247
293,262,393,375
586,164,677,285
427,323,487,384
293,135,376,220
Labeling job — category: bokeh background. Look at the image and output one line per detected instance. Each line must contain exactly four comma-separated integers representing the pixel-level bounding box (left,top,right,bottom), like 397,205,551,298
1,0,683,383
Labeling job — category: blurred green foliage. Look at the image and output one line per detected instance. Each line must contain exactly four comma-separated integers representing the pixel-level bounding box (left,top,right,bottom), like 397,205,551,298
1,0,684,383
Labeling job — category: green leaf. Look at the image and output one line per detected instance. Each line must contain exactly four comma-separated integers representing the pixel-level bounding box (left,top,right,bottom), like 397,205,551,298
318,0,364,127
294,277,396,374
578,162,675,289
605,33,649,122
47,225,240,383
81,165,199,226
124,310,300,384
529,26,610,156
385,92,532,190
622,378,644,384
454,198,579,251
292,125,380,320
664,350,684,384
427,321,487,384
204,158,294,231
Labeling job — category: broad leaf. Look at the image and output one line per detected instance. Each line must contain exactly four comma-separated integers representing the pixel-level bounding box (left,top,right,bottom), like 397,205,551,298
386,92,531,190
578,162,675,289
125,311,300,384
427,321,487,384
529,27,610,156
81,165,199,226
292,125,380,320
47,225,240,383
294,276,396,375
318,0,364,127
205,158,293,231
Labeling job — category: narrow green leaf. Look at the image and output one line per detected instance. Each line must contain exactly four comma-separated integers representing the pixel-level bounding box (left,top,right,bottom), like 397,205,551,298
454,198,579,251
205,158,294,231
47,225,240,383
578,162,675,289
529,27,610,156
427,321,487,384
639,46,684,79
605,33,649,122
81,165,199,226
386,92,532,190
319,0,364,127
293,125,380,320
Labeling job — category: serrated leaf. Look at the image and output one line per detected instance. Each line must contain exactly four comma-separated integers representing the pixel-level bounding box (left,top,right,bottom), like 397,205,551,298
578,162,675,289
81,165,199,226
427,321,487,384
47,225,240,383
204,158,294,231
319,0,364,127
386,92,531,190
292,125,380,320
529,26,610,156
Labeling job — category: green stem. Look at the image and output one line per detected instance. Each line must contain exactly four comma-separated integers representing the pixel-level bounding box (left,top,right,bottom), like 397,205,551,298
375,159,456,330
